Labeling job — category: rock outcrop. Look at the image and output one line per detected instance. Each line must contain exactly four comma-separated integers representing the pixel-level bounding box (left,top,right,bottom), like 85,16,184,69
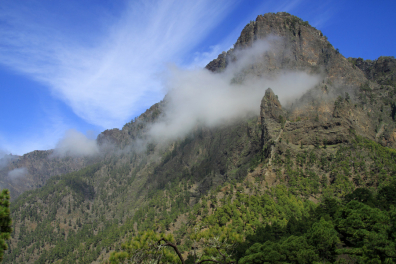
260,88,285,121
352,56,396,86
206,12,396,148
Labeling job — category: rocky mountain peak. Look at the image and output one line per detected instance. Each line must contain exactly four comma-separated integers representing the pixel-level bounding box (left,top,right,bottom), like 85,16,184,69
206,12,366,89
264,88,281,106
260,88,284,122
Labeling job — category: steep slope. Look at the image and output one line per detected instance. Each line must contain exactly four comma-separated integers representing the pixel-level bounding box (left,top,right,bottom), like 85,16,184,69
350,56,396,87
208,12,396,148
0,151,95,200
0,102,163,201
3,12,396,264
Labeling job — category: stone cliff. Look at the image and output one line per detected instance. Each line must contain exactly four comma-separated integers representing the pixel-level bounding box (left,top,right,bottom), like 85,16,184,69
206,12,396,148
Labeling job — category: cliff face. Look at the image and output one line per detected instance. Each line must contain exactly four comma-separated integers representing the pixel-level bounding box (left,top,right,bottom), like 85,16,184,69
206,12,396,148
352,56,396,86
97,102,163,149
207,13,366,86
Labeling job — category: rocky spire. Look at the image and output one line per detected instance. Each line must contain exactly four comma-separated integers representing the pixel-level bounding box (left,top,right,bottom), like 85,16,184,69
260,88,284,122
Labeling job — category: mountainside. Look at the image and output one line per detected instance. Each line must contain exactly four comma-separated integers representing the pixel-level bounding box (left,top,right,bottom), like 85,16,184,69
2,12,396,264
0,151,97,200
350,56,396,87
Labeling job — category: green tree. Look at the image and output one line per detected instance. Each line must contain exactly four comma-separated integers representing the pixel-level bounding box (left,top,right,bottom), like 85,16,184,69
110,227,241,264
239,241,285,264
306,218,339,263
336,201,396,262
109,231,181,264
0,189,12,262
345,92,350,102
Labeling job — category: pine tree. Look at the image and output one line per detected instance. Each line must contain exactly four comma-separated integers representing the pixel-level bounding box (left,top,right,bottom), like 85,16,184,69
0,189,12,262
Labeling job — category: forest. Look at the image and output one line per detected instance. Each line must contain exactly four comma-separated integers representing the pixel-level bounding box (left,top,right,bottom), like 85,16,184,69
1,12,396,264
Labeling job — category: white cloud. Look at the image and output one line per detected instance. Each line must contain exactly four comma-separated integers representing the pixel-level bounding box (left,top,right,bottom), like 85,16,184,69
0,149,11,169
149,39,321,142
53,129,99,157
0,0,237,129
8,167,28,179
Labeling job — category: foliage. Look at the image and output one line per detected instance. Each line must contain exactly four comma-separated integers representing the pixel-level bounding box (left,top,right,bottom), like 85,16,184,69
0,189,12,262
110,228,241,264
109,231,181,264
5,121,396,263
237,186,396,263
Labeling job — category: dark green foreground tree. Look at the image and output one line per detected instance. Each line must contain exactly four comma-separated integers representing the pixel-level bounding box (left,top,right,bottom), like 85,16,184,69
0,189,12,262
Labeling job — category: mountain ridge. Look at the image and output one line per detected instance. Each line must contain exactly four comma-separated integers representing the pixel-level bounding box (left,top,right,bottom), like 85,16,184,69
2,12,396,263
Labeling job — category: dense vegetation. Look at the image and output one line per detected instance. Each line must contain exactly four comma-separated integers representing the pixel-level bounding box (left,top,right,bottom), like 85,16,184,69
6,125,396,263
4,109,396,264
106,135,396,263
109,184,396,263
0,190,12,262
237,186,396,263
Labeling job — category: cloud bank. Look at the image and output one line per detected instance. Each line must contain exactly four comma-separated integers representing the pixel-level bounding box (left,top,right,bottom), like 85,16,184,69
7,167,28,179
149,39,321,142
0,150,10,169
53,129,99,157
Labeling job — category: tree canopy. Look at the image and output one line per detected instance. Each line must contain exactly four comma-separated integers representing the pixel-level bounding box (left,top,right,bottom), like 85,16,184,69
0,189,12,262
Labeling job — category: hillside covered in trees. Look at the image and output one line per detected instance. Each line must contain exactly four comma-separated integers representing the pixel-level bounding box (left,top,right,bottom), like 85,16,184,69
1,12,396,263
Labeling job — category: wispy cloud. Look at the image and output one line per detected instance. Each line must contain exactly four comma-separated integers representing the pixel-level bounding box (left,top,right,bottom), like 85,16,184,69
0,0,237,129
53,129,99,157
307,2,335,29
8,167,28,180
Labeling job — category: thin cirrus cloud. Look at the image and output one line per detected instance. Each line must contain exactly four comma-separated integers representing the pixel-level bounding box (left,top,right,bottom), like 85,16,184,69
0,0,238,129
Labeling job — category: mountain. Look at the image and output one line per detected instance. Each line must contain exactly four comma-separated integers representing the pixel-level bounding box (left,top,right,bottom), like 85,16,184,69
2,12,396,263
0,151,96,200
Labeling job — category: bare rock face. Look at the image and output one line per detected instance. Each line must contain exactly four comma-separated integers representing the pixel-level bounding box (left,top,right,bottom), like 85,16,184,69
259,88,286,155
206,12,396,148
352,56,396,86
97,102,163,149
260,88,284,121
205,51,228,72
207,12,366,88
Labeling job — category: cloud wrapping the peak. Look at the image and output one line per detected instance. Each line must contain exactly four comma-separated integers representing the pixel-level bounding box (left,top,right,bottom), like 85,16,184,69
53,129,99,157
149,39,321,142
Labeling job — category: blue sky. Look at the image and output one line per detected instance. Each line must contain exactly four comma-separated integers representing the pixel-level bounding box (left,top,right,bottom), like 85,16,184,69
0,0,395,155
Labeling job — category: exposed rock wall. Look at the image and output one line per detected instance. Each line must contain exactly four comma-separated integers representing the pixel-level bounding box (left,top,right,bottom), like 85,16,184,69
206,12,396,148
352,56,396,86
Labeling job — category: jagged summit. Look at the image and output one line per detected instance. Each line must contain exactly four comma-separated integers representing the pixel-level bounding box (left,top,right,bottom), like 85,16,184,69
261,88,284,121
207,12,365,85
206,12,396,148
